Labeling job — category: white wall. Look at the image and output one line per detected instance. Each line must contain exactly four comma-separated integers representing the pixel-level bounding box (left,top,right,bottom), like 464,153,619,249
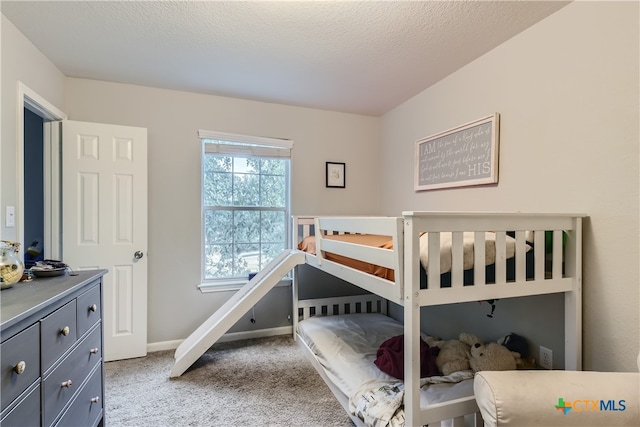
63,78,381,344
1,15,66,241
379,2,639,371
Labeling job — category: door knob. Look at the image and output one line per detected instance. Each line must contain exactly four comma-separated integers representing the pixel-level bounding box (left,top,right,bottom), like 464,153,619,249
134,251,144,259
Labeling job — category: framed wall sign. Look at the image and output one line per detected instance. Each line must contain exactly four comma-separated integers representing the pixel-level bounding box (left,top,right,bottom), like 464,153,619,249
326,162,346,188
414,113,500,191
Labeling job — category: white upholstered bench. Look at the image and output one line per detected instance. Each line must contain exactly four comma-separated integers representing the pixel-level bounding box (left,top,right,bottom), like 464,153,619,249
473,355,640,426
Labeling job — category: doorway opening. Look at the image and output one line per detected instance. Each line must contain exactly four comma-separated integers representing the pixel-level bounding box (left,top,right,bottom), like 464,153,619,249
23,108,44,267
17,82,67,263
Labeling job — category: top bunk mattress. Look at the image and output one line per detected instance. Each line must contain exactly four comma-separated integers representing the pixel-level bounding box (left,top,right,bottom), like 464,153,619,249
297,312,474,411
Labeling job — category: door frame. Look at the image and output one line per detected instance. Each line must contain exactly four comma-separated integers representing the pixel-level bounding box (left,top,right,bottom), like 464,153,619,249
16,82,67,256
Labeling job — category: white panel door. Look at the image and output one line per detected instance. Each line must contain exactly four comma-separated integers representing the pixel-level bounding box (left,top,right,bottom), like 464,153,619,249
62,120,148,361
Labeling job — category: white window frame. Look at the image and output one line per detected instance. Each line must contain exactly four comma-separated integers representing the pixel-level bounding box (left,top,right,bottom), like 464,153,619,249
198,130,293,293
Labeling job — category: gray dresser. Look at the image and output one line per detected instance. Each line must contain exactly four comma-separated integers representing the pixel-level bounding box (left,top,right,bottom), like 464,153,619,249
1,270,107,427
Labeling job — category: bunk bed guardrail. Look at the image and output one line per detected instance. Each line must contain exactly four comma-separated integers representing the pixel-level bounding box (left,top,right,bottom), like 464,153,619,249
293,212,583,306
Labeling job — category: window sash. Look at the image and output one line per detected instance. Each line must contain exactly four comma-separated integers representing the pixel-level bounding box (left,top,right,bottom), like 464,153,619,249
200,131,292,285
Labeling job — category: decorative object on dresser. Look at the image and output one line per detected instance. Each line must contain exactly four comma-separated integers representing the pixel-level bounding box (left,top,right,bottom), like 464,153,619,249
1,270,107,427
0,240,25,290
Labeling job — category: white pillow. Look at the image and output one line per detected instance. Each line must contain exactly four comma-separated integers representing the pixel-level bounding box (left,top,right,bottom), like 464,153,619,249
419,232,531,274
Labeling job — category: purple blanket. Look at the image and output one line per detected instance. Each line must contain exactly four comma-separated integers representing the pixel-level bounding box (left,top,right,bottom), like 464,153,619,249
374,334,440,380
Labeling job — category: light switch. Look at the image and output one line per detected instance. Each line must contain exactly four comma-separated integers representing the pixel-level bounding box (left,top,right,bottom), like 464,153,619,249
6,206,15,227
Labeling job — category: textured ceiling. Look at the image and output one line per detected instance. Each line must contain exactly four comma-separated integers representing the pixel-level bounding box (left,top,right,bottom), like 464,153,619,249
2,1,569,116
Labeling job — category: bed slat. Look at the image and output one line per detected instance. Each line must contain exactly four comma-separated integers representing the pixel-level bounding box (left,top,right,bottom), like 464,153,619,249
427,232,441,287
473,231,486,285
494,231,507,284
297,294,387,321
451,231,464,287
515,230,527,281
320,238,397,270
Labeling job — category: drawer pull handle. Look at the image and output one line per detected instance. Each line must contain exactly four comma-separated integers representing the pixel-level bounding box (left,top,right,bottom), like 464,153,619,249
14,361,26,375
89,304,97,312
90,348,99,354
61,380,73,388
91,396,100,403
60,326,70,336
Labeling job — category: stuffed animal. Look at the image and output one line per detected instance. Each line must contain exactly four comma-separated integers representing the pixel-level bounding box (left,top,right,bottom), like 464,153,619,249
432,332,522,375
432,332,483,376
468,340,522,373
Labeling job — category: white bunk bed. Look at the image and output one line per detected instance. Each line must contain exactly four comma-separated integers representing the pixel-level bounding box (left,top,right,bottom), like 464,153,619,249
292,211,584,427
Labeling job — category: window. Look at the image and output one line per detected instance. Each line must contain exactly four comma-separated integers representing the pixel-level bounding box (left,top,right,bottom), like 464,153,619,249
199,130,292,288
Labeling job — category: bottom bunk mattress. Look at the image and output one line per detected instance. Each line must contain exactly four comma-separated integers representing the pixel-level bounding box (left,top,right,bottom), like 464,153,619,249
297,312,475,426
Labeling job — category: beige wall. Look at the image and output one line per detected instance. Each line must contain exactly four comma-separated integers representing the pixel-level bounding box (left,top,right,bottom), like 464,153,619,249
379,2,639,371
1,15,66,241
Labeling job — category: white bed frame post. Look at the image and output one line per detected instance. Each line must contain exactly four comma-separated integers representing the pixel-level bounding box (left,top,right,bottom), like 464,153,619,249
292,262,299,341
565,216,583,370
403,215,421,427
291,215,312,341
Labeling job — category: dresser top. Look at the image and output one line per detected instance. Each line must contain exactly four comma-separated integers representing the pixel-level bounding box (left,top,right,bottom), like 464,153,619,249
0,270,107,332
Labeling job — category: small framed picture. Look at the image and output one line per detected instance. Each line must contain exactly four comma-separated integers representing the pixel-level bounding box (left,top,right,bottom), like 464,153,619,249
326,162,346,188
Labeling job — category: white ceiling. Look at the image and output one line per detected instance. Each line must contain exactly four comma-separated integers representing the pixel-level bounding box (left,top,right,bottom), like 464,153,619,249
2,1,569,116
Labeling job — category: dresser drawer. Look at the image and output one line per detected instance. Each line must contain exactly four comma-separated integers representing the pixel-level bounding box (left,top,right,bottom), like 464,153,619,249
43,325,102,427
0,323,40,412
54,365,103,427
41,300,77,372
77,284,101,337
0,382,41,427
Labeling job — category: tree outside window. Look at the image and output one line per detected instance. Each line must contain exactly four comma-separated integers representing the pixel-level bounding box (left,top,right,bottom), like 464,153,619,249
201,143,290,284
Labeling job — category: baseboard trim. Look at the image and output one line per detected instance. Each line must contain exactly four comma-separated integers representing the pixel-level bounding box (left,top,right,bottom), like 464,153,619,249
147,339,183,353
146,326,293,353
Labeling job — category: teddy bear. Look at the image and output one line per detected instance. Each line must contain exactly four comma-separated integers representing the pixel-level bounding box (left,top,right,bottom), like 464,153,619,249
431,332,483,376
468,340,522,373
431,332,522,375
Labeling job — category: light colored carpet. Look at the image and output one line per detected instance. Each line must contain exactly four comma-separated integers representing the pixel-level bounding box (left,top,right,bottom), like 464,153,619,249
105,334,355,427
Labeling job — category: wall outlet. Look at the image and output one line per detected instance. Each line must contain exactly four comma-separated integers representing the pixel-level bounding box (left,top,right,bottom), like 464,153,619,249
539,346,553,369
